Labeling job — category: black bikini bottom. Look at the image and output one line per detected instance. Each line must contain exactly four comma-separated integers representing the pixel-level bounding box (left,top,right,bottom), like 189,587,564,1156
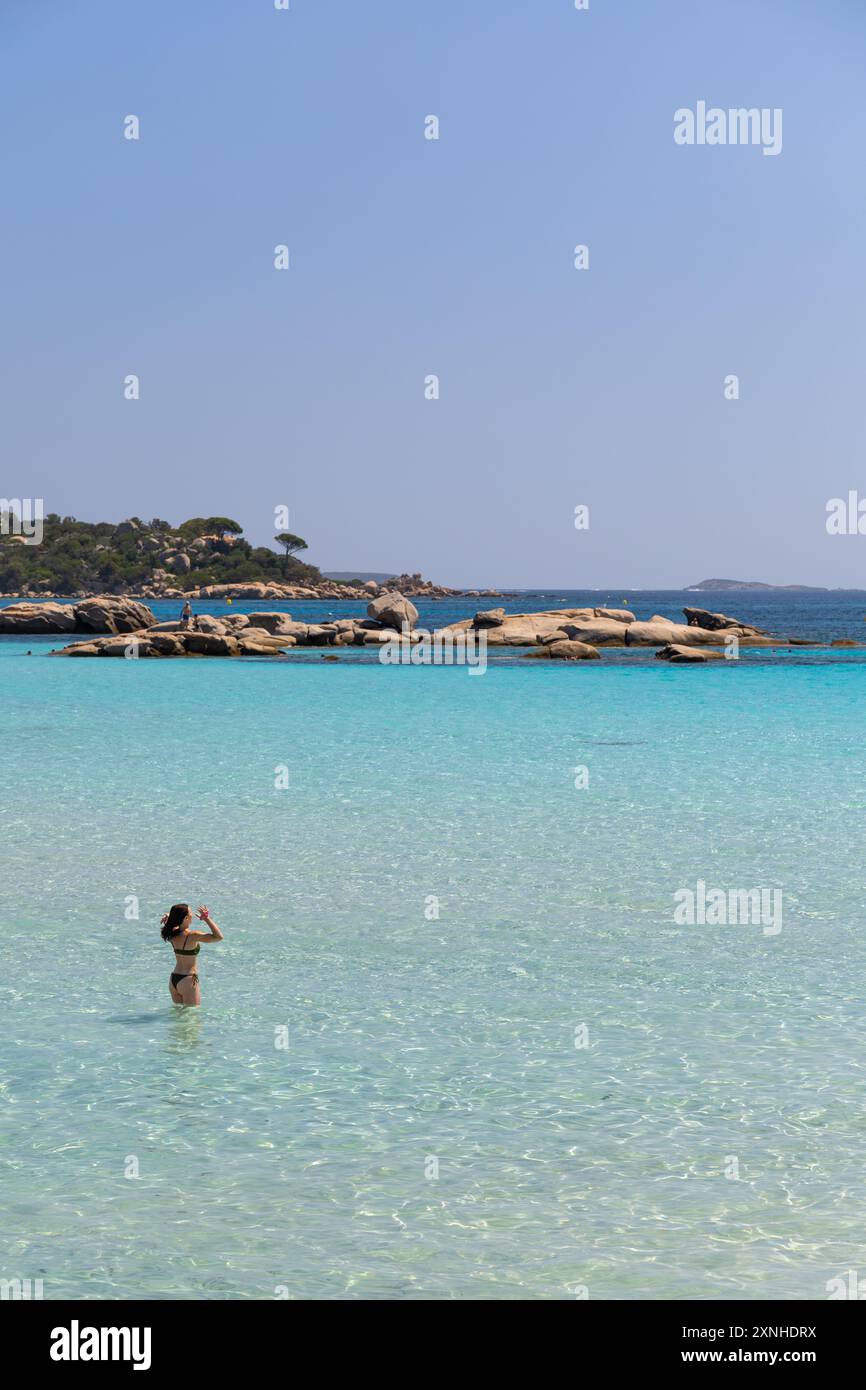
171,972,197,989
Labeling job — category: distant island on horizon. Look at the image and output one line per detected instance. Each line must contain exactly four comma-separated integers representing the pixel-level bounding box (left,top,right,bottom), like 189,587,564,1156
686,578,847,593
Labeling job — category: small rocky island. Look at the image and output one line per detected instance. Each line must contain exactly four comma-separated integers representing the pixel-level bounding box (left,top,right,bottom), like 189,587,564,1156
687,578,832,592
0,594,840,662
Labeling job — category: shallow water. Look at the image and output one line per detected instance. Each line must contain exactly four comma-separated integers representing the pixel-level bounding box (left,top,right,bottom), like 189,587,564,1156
2,597,866,1298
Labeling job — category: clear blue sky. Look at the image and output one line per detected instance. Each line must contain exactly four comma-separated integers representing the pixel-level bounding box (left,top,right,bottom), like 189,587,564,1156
2,0,865,587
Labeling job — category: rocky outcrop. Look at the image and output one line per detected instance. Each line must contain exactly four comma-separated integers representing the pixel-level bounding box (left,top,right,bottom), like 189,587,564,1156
48,592,428,657
0,596,155,634
191,577,455,603
0,602,78,633
74,597,155,632
53,624,296,658
434,608,612,647
624,621,775,647
433,605,794,653
436,607,638,648
196,582,311,601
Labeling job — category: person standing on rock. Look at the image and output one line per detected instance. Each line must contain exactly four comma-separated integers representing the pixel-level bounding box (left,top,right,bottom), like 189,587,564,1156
180,600,192,628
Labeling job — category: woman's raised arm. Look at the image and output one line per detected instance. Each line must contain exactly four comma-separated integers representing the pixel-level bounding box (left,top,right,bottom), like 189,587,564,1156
191,905,224,941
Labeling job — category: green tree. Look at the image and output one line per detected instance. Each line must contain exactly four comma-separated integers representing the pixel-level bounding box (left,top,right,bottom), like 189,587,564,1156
179,516,243,541
274,532,308,577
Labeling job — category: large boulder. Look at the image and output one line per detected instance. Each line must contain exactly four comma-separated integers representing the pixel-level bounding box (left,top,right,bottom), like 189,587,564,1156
472,607,506,628
523,641,601,661
182,632,240,656
239,618,309,641
304,625,340,646
244,611,297,635
683,607,765,635
558,619,630,646
237,639,290,656
625,621,721,647
0,602,78,633
367,590,419,631
186,615,230,634
144,633,186,656
656,643,725,664
74,597,155,633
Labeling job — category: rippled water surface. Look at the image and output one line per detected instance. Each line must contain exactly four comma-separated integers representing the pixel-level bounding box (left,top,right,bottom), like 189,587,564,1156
2,597,866,1298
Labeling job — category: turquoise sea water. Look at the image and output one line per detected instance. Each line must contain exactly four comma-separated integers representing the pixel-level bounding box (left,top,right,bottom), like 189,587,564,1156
3,593,866,1299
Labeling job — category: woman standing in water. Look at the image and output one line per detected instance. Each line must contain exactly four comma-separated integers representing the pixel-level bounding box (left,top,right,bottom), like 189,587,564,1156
160,904,223,1007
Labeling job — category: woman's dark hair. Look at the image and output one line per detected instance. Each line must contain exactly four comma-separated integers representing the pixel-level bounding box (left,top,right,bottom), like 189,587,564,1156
160,903,190,941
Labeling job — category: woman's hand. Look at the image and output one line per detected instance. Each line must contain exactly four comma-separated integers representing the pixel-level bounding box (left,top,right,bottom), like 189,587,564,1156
194,905,224,942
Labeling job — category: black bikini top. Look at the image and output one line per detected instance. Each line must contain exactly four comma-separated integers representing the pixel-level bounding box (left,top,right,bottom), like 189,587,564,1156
173,934,200,957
